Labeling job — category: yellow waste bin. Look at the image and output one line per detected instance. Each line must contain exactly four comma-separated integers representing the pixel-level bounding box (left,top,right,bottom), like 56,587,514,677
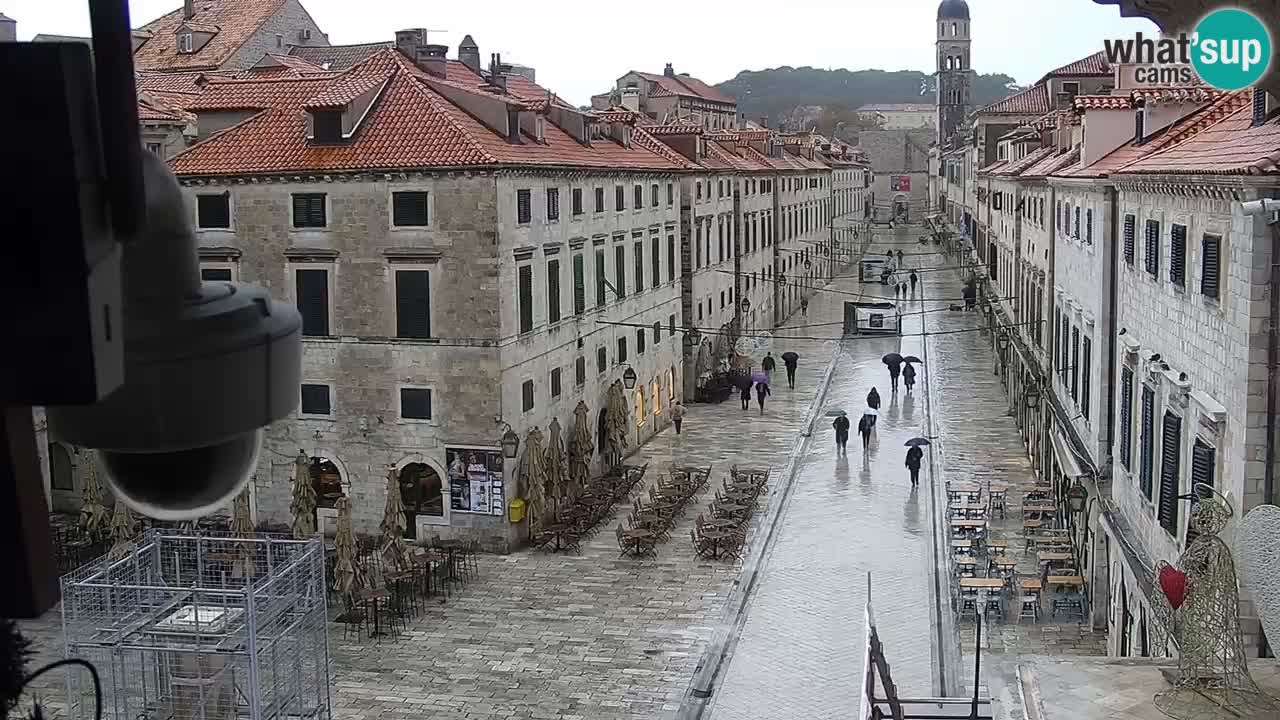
508,498,527,524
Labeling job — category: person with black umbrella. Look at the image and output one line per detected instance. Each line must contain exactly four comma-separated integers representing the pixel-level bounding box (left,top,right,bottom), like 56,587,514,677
782,351,800,389
883,353,904,393
833,413,850,454
906,445,924,486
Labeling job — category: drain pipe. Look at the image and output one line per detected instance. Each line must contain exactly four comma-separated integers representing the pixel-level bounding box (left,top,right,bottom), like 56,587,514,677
1105,186,1120,451
1242,194,1279,658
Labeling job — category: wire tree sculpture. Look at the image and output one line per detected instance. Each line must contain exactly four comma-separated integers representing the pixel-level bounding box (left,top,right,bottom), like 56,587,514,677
1150,485,1278,719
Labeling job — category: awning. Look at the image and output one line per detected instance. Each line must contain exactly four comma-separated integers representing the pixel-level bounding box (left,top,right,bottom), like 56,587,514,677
1051,428,1087,479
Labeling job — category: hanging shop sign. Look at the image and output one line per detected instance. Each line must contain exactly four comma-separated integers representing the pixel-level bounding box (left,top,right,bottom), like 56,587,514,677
445,446,506,516
891,175,912,192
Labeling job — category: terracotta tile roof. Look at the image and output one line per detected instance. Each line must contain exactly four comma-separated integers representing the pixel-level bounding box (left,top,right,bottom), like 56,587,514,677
250,53,328,74
303,72,391,110
631,127,701,170
180,21,221,34
1039,51,1111,82
977,84,1050,116
1130,86,1223,105
289,42,393,71
978,159,1009,176
594,107,641,123
137,93,193,123
170,49,689,176
994,146,1056,176
643,122,704,136
133,0,292,71
1074,94,1131,110
635,71,735,105
1115,103,1280,176
1020,148,1080,179
137,69,234,94
1030,109,1075,130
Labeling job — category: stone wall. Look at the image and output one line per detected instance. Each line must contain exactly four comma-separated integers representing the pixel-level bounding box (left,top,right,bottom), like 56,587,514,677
225,0,329,70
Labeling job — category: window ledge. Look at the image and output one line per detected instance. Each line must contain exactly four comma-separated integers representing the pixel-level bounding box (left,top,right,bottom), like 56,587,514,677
384,247,442,263
285,247,339,261
198,246,241,260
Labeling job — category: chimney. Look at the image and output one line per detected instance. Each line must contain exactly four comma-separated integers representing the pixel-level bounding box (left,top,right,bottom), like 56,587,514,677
459,34,480,74
759,116,769,129
1134,101,1146,145
415,44,448,78
621,84,640,112
1253,87,1271,128
489,53,507,93
0,13,15,43
664,63,674,78
395,28,427,59
184,0,195,20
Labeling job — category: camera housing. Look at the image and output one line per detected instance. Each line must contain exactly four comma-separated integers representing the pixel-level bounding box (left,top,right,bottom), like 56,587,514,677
47,150,302,520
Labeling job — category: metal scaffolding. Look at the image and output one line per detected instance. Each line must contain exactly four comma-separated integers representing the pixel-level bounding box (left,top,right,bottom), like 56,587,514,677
61,530,331,720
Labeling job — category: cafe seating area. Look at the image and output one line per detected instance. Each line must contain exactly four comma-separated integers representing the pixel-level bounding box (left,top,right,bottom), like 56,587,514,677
689,466,769,561
533,464,648,554
617,464,711,557
947,479,1088,626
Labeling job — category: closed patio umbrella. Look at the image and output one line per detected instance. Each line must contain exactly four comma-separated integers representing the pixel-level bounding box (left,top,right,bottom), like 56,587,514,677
606,381,630,468
290,451,317,539
568,401,594,500
80,454,110,537
333,495,358,597
107,501,136,559
521,427,547,531
546,418,568,515
230,488,255,579
379,465,411,575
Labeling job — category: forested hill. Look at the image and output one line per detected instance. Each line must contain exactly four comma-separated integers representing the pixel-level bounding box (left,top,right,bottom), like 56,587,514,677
715,67,1020,124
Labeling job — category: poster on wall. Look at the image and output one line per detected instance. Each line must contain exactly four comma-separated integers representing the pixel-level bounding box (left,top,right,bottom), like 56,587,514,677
890,175,911,192
445,447,505,516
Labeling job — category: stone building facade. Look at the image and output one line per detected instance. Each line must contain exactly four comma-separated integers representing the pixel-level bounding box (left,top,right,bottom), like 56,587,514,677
131,0,329,73
592,65,738,131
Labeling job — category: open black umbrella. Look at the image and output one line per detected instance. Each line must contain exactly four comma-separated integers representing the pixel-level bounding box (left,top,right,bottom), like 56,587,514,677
882,352,904,365
730,372,754,391
781,351,799,364
904,437,932,447
903,355,923,364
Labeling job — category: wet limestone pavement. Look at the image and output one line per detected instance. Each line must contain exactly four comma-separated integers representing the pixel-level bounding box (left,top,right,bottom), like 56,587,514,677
704,228,947,720
15,262,847,720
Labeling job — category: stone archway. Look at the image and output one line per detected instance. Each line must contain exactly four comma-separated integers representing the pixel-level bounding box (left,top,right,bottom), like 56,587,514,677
308,450,349,537
893,193,910,222
396,456,448,538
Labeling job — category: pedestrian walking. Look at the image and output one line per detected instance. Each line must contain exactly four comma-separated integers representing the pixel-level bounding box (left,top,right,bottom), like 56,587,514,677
906,445,924,486
900,281,909,297
903,362,916,394
755,381,771,415
762,352,777,385
800,296,809,316
740,384,752,411
858,413,874,450
896,249,904,266
670,401,686,435
910,270,918,294
867,387,882,411
887,357,902,393
833,413,850,454
782,351,800,389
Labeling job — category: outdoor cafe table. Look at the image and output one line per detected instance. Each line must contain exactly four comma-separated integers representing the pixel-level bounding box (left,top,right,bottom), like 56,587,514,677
954,556,977,567
959,578,1005,590
951,539,974,552
1020,578,1044,592
952,519,987,529
1038,551,1075,565
715,502,748,518
1046,575,1085,588
542,524,572,552
705,517,739,529
622,528,655,556
724,491,755,504
990,556,1018,571
987,539,1009,552
701,530,730,559
949,502,987,512
1023,504,1058,515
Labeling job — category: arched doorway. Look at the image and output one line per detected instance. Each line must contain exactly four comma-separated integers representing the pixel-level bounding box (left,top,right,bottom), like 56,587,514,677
49,442,74,492
309,455,347,537
893,193,909,222
400,462,444,539
634,388,646,428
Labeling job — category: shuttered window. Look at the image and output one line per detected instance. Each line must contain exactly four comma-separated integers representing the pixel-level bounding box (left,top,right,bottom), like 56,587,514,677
637,328,646,354
296,269,329,336
547,259,561,323
1085,209,1093,245
292,193,326,228
595,250,606,306
596,347,607,374
517,189,532,224
392,191,429,227
575,357,586,386
201,267,232,282
653,321,661,343
1070,326,1080,400
1139,385,1155,500
1060,317,1070,383
617,336,627,363
667,183,674,206
521,380,534,412
546,188,560,221
1081,336,1092,420
518,264,534,334
1170,223,1187,287
1201,234,1221,299
550,368,562,398
300,384,331,416
572,255,585,316
633,241,644,292
1186,438,1216,545
651,237,661,289
651,184,659,207
572,188,583,216
394,270,432,339
595,187,605,212
616,186,625,211
400,388,432,420
1073,206,1081,239
1158,412,1183,536
197,194,231,228
1119,366,1134,470
1144,219,1160,276
1123,214,1136,265
667,235,676,283
668,314,676,335
614,245,626,298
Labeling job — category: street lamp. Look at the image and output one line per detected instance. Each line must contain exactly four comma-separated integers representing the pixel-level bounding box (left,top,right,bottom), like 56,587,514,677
1066,481,1089,514
740,298,751,313
685,327,702,346
997,331,1011,353
622,365,638,390
1024,382,1042,409
498,423,520,459
804,258,812,270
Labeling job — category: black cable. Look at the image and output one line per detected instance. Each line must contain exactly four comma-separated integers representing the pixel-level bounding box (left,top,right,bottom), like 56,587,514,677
596,301,1034,335
596,316,1039,343
22,659,101,720
708,268,1018,303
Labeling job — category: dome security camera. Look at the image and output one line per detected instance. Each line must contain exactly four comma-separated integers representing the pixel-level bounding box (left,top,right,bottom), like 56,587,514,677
47,151,302,520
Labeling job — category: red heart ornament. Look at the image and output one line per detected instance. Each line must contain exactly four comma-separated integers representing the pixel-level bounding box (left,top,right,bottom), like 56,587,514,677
1159,565,1188,610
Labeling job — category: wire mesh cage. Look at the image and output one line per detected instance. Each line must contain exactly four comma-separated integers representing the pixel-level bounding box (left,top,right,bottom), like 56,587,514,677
60,530,331,720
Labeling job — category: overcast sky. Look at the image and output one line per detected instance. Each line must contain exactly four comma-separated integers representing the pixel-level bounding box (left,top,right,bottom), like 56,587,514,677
6,0,1156,105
